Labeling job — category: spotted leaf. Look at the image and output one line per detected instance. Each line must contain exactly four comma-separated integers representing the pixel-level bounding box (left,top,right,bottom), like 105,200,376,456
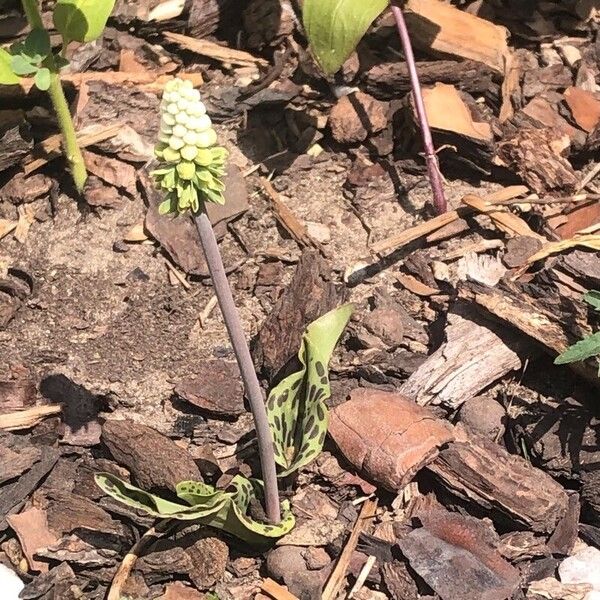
95,473,294,543
266,304,353,476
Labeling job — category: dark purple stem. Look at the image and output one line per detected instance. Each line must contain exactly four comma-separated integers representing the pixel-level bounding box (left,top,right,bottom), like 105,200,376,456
194,209,281,524
390,0,447,214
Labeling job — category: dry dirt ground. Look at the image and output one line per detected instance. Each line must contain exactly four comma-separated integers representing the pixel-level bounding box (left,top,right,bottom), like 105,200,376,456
0,124,499,433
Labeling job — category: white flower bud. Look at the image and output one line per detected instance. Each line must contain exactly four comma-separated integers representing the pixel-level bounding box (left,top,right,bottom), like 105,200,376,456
168,136,184,150
172,124,187,138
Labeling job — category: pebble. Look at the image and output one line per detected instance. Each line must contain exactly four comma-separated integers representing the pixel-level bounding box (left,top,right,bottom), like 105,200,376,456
0,564,24,599
559,546,600,591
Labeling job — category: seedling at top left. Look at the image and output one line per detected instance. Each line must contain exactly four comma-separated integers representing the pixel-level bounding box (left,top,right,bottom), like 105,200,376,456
0,0,116,192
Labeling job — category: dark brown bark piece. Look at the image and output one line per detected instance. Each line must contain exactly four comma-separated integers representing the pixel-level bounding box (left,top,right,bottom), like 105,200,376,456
458,280,600,388
547,493,580,556
188,0,238,38
101,418,202,492
0,433,41,484
381,560,419,600
364,60,496,99
0,447,59,531
0,111,32,172
175,361,244,420
252,249,345,380
43,489,131,541
243,0,295,49
428,432,569,533
398,527,520,600
522,65,573,99
503,236,543,268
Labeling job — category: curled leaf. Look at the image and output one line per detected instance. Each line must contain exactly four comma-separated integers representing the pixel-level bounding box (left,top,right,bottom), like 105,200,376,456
266,304,353,477
95,472,295,543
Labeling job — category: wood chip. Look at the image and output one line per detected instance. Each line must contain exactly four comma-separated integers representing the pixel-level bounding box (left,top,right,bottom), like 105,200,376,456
261,578,300,600
0,406,62,431
421,83,493,142
163,32,268,67
564,86,600,133
404,0,509,72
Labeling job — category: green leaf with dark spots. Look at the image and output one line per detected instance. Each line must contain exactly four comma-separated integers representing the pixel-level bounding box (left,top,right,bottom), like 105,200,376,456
302,0,388,75
267,304,353,477
95,473,295,543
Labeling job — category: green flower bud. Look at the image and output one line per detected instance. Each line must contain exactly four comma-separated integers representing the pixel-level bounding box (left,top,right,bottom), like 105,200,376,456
163,147,181,162
177,161,196,180
194,148,213,166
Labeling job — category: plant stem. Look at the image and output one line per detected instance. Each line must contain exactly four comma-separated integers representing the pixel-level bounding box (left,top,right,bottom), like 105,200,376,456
390,0,447,214
194,208,281,524
21,0,87,192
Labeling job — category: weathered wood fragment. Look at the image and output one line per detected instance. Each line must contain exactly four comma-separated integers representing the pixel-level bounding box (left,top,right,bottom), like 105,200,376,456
400,309,530,408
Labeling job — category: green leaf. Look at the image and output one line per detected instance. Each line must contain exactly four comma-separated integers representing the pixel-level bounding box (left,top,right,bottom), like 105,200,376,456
53,0,116,43
584,290,600,312
22,28,51,61
95,473,295,543
11,55,37,76
554,332,600,365
266,304,353,476
302,0,388,75
0,48,19,85
34,67,51,90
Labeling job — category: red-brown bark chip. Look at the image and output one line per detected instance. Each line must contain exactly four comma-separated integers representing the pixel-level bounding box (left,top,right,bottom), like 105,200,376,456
329,389,455,491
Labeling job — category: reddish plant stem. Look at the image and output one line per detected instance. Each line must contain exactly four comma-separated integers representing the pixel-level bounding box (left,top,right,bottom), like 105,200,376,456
194,209,281,524
390,0,447,214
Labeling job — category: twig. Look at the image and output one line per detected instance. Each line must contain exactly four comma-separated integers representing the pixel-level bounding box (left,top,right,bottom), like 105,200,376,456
107,519,174,600
0,405,62,431
347,555,377,599
322,497,378,600
198,294,218,328
261,578,300,600
390,0,447,214
193,208,280,524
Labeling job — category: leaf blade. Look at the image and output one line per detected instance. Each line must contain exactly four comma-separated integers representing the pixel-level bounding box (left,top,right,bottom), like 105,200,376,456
53,0,116,43
584,290,600,312
554,332,600,365
0,48,20,84
302,0,388,75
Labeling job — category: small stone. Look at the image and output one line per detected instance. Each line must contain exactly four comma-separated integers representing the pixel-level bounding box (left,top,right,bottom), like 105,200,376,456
559,546,600,591
160,581,205,599
362,307,405,349
304,547,331,570
306,222,331,245
329,91,388,144
112,240,129,253
457,396,506,439
0,564,24,599
267,546,306,582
